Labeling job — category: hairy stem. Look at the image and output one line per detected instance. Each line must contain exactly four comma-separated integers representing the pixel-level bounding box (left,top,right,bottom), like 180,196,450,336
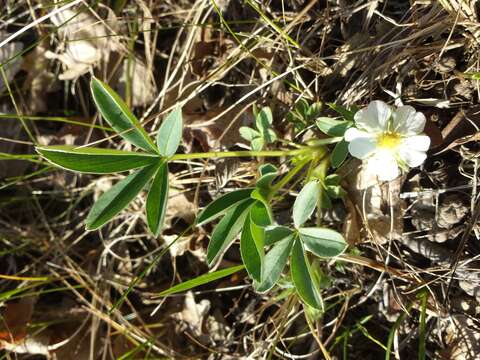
170,138,339,161
170,149,302,161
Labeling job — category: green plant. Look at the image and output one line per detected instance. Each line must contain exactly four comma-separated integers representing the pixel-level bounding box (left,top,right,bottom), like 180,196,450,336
36,78,349,309
239,106,277,150
37,78,181,235
287,98,322,131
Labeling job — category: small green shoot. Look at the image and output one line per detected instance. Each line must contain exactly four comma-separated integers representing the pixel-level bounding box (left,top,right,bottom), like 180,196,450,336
240,106,277,151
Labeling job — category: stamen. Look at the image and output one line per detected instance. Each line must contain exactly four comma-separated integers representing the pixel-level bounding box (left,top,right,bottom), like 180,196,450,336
377,132,401,150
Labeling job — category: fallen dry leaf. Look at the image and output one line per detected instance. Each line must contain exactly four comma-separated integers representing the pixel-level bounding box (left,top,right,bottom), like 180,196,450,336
339,159,405,245
183,106,251,152
172,292,210,338
47,7,119,80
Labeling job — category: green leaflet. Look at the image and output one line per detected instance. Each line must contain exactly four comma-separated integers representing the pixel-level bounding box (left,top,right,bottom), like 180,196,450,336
298,227,347,258
240,107,276,151
256,163,278,188
91,77,158,153
326,103,357,122
255,234,294,293
324,174,341,186
241,201,272,281
240,216,262,282
158,265,245,297
86,164,157,230
264,225,293,246
239,127,260,141
156,108,183,157
293,180,319,228
316,117,351,137
146,162,169,236
249,200,271,227
249,201,271,254
249,164,278,208
255,106,273,132
36,145,160,174
291,239,323,309
207,199,254,266
251,137,264,151
196,188,254,226
331,139,349,168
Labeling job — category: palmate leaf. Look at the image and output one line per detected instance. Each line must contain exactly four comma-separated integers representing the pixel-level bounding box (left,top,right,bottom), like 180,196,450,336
298,227,347,258
86,164,158,230
36,146,160,173
293,181,319,229
196,188,254,226
91,77,158,153
146,162,169,236
207,199,254,266
156,108,183,157
291,239,323,310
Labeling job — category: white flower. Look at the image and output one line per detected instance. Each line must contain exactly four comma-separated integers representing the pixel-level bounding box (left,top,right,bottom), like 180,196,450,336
344,100,430,181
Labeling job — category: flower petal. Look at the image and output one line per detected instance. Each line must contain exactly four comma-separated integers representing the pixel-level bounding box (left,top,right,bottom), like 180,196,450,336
398,147,427,167
347,136,377,160
366,150,399,181
401,135,431,152
354,100,391,132
344,128,371,142
392,106,426,135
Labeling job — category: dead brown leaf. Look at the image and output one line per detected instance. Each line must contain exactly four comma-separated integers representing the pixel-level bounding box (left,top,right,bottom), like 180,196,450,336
339,159,405,245
46,7,120,80
183,106,251,151
0,297,35,345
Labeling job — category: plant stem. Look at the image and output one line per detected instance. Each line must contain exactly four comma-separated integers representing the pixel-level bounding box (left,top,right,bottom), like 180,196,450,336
269,146,328,196
0,152,43,163
170,138,339,161
270,157,310,195
315,157,330,227
170,148,303,161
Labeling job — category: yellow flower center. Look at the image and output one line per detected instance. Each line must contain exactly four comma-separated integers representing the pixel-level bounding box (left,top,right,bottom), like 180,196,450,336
377,132,401,150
